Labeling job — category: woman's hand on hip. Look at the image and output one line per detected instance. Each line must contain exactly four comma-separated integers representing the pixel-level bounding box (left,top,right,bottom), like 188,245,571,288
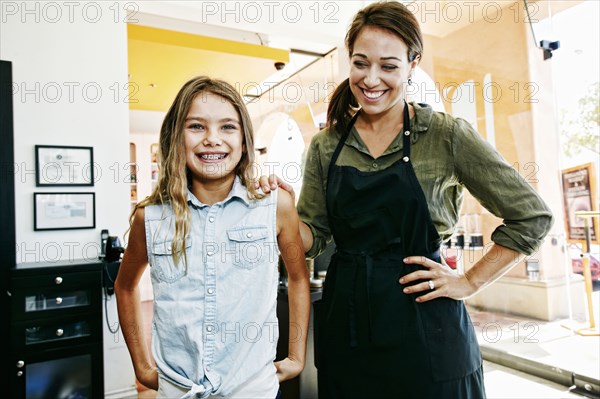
399,256,478,302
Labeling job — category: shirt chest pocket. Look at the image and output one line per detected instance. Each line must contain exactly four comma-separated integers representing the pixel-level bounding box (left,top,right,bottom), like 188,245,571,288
150,238,192,283
226,226,271,270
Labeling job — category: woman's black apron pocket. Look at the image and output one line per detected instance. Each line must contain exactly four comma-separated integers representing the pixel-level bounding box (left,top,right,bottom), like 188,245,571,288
417,297,482,382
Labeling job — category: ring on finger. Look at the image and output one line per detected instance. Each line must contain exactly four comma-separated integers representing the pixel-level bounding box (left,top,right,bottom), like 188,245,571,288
428,280,435,290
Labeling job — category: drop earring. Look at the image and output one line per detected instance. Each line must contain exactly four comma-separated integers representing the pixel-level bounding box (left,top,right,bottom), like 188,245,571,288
408,77,413,86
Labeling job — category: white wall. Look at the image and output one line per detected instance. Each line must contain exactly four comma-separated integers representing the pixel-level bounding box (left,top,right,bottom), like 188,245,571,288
2,5,132,262
1,3,136,396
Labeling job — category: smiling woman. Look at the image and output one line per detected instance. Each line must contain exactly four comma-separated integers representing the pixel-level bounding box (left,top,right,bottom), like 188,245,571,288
348,25,418,159
259,2,554,398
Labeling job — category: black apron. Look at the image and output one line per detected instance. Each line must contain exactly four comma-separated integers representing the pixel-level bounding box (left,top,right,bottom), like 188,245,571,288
314,102,485,398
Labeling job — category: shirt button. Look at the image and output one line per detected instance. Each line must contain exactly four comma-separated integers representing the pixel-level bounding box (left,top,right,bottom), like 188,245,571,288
372,162,378,168
403,156,410,162
208,216,215,223
207,288,215,295
206,366,211,372
246,232,253,238
404,130,411,136
206,325,214,332
207,251,214,256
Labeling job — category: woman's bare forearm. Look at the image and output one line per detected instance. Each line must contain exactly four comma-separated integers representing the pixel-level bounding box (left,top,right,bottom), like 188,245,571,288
464,243,525,295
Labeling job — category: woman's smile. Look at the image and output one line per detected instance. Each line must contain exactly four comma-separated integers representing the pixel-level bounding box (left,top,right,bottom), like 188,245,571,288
361,88,387,101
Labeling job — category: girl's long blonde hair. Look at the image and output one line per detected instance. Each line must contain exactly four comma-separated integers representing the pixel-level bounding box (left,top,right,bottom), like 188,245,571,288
131,76,261,264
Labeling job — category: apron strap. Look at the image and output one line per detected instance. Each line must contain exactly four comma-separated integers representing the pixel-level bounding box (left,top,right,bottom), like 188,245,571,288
327,111,360,180
329,101,411,174
402,101,411,159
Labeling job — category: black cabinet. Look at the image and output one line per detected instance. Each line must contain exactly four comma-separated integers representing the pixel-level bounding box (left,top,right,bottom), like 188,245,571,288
9,259,104,399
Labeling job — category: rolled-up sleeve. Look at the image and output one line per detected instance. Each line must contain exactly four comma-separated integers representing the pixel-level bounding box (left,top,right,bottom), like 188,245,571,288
452,118,554,255
297,135,332,258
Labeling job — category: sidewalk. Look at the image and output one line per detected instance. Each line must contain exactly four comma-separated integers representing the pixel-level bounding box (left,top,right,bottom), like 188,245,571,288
483,361,582,398
468,290,600,398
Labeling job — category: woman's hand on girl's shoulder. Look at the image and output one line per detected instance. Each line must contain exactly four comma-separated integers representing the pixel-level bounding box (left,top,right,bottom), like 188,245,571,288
274,357,304,382
256,174,295,199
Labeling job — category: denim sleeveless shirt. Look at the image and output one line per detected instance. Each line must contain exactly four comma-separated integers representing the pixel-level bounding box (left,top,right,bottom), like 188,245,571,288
144,178,280,398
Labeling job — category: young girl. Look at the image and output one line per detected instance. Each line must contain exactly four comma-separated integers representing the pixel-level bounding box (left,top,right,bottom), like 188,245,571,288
115,76,310,399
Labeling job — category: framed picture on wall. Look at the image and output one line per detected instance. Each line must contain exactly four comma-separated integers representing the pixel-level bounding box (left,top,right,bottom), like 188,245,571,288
561,163,599,246
34,193,96,231
35,145,94,186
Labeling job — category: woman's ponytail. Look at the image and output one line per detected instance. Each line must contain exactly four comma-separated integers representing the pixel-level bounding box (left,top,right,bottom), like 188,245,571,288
326,78,358,134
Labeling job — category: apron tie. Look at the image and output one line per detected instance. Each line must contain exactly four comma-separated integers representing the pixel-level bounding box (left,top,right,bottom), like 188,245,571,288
348,262,360,348
365,255,374,343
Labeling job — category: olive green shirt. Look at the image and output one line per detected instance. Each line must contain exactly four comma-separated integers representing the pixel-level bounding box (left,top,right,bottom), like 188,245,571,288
297,102,553,258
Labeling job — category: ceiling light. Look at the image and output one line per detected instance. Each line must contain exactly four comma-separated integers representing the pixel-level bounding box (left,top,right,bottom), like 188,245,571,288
243,51,319,101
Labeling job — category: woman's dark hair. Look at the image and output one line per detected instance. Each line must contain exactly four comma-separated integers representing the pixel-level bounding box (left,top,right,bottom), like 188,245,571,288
327,1,423,133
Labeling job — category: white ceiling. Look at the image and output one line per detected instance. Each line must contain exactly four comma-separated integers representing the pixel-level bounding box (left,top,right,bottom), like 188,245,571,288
135,1,374,53
133,0,505,53
129,0,554,134
130,1,370,134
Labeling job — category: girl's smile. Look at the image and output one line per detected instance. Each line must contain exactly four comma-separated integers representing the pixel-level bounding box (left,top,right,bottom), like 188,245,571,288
197,152,228,162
